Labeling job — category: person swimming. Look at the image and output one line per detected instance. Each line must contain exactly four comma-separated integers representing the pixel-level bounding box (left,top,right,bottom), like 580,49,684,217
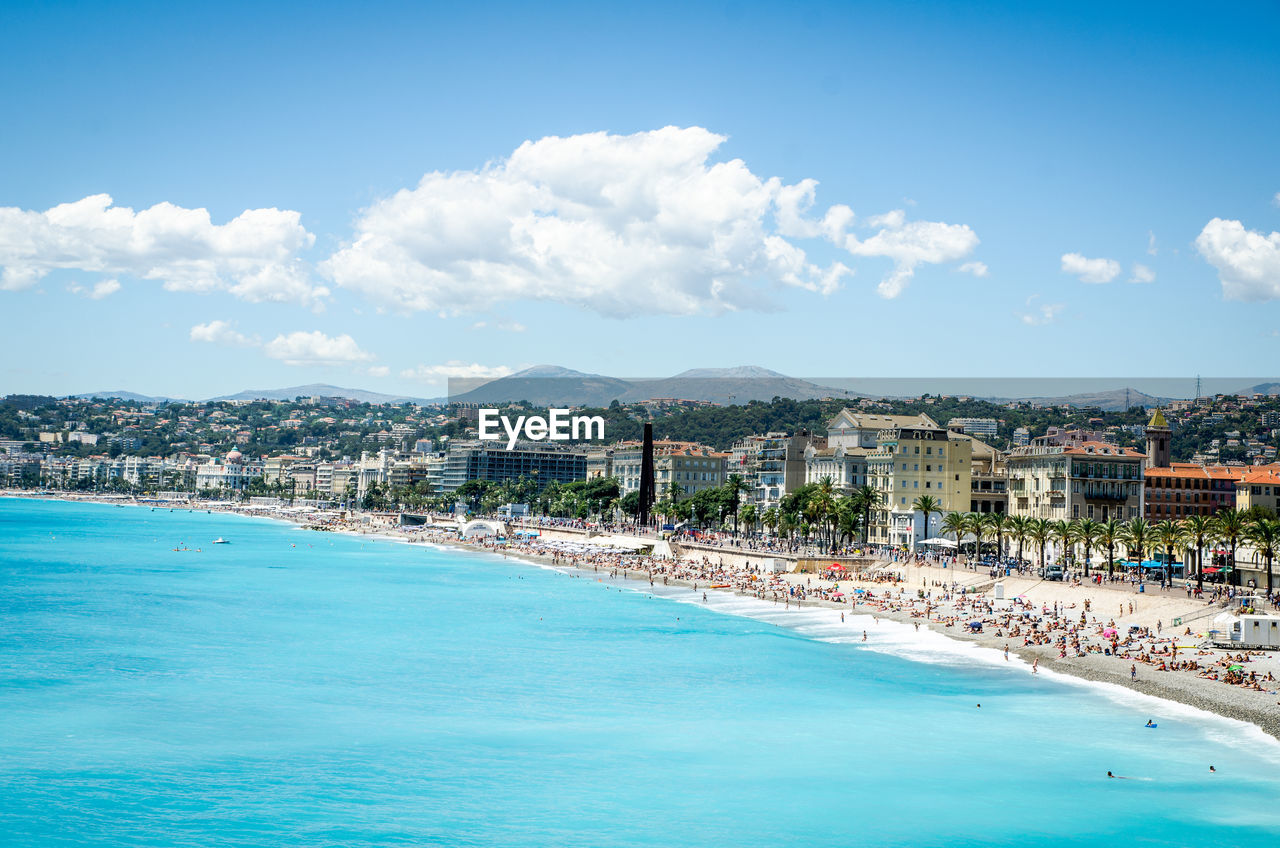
1145,719,1156,727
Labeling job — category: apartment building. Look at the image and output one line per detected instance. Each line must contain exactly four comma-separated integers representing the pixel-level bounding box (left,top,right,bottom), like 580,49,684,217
1006,441,1144,522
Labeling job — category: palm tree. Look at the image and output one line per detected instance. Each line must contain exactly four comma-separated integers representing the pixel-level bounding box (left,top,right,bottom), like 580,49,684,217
1074,518,1101,578
835,499,861,548
1098,518,1122,578
1212,508,1246,587
942,511,967,554
1008,515,1030,569
1182,514,1213,593
987,512,1010,563
724,473,748,536
851,485,882,545
1050,520,1073,573
739,503,758,538
1028,518,1052,573
963,512,986,561
911,494,942,552
762,506,779,538
1153,519,1184,587
1244,518,1280,594
1121,517,1152,581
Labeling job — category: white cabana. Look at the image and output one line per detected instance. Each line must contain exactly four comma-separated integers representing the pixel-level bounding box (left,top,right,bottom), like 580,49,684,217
919,537,958,549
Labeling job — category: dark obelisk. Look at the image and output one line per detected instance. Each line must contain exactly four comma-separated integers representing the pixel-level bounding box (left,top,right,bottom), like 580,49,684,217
637,423,655,527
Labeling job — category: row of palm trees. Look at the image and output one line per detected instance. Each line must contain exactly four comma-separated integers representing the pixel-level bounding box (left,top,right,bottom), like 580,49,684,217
937,508,1280,592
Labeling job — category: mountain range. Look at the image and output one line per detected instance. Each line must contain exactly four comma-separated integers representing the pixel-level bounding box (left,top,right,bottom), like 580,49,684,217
66,373,1280,410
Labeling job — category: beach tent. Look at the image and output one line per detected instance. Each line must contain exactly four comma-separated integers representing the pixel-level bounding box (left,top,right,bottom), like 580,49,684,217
919,538,957,549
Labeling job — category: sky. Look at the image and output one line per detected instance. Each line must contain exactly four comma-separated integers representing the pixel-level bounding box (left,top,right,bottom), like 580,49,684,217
2,0,1279,399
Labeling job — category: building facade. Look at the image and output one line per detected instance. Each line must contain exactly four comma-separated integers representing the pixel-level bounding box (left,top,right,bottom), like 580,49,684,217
1006,441,1144,522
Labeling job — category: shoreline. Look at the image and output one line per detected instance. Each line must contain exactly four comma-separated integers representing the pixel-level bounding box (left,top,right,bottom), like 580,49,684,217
8,491,1280,742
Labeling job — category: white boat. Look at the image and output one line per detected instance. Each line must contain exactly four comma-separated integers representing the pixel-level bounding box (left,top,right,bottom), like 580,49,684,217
212,538,230,545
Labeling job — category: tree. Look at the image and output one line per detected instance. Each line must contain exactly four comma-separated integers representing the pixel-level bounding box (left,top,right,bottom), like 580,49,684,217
964,512,987,561
1074,518,1101,578
1028,518,1051,572
1212,508,1246,587
1050,520,1073,572
1244,518,1280,594
762,507,779,537
942,511,967,553
1182,514,1213,593
1121,517,1152,580
851,485,881,545
724,473,749,536
911,494,942,552
987,512,1010,563
1008,515,1030,567
1153,519,1184,587
1098,519,1122,578
739,503,758,538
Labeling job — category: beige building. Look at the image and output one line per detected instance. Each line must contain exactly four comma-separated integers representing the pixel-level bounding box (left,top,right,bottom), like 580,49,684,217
610,440,726,499
1006,441,1145,522
1237,465,1280,514
867,424,974,547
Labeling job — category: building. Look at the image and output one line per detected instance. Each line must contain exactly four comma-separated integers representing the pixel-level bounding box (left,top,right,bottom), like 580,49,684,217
1237,465,1280,515
948,417,999,440
730,431,824,510
610,440,725,499
826,409,939,450
1143,463,1244,520
803,444,869,493
867,423,973,548
1144,409,1172,470
438,440,587,494
1006,441,1145,522
1012,427,1031,447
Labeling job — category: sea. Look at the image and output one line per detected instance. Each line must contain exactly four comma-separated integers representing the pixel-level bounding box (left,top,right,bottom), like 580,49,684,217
2,496,1278,847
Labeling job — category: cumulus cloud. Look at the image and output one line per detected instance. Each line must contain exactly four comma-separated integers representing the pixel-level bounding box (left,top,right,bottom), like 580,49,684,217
957,261,989,277
1061,252,1121,284
1195,218,1280,301
1129,263,1156,284
322,127,977,313
399,361,514,384
366,365,390,378
68,278,121,299
263,331,374,367
0,194,325,306
845,219,979,298
190,319,255,347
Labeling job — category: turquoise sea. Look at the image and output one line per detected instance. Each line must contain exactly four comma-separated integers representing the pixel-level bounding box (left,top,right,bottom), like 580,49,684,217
2,497,1279,847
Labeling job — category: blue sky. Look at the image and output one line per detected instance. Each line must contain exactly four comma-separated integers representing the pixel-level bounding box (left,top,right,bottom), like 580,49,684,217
2,0,1278,399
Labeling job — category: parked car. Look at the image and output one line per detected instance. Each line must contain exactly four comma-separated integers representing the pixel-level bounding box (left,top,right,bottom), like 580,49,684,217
1040,564,1064,581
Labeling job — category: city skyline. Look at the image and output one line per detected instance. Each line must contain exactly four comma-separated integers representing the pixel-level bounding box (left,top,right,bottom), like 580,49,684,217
3,1,1279,398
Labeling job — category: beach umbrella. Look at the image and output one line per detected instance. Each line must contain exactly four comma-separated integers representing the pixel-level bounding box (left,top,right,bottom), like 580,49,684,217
1102,627,1117,637
1228,664,1244,672
832,591,845,597
827,563,846,571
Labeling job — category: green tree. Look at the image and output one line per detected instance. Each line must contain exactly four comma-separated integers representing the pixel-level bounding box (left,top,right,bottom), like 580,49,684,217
1212,508,1246,587
911,494,942,551
1244,518,1280,594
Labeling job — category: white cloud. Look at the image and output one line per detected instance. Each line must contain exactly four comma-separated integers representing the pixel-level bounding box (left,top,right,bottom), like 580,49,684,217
1061,252,1121,284
471,319,526,332
1147,230,1158,256
1020,299,1064,326
399,361,514,384
1273,192,1280,208
1129,263,1156,284
1196,217,1280,301
0,194,324,306
366,365,390,378
322,127,977,313
190,319,254,347
263,331,375,367
67,278,121,299
957,261,989,277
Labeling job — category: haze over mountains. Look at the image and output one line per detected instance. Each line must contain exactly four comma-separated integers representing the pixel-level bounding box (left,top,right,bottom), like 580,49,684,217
67,370,1280,410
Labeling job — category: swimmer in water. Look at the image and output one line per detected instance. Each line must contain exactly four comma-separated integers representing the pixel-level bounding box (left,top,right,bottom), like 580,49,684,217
1209,765,1216,773
1145,719,1156,727
862,631,867,642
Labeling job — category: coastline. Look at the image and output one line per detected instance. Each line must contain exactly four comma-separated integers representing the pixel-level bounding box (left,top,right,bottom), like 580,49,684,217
8,491,1280,743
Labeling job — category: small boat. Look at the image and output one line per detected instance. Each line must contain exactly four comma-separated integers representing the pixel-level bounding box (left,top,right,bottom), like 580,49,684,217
212,538,230,545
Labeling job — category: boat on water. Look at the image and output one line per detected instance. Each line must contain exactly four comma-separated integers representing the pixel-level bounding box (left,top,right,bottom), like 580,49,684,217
212,538,230,545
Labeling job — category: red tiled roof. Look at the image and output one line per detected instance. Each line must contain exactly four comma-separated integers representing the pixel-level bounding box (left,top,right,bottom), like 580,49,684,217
1145,463,1246,482
1062,441,1145,458
1239,465,1280,486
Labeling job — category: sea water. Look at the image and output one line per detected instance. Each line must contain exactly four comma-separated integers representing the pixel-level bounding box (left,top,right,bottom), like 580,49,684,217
1,497,1278,847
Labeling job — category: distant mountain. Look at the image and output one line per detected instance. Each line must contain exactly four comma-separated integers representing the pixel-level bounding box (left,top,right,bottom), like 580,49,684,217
207,384,435,404
451,365,858,406
72,390,187,403
1010,388,1172,412
1247,382,1280,396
